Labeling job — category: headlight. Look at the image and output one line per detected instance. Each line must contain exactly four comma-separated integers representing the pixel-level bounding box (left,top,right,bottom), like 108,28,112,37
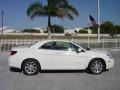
106,53,113,59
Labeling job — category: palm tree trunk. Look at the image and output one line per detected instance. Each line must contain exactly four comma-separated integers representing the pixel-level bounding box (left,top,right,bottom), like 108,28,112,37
48,15,51,39
48,0,51,39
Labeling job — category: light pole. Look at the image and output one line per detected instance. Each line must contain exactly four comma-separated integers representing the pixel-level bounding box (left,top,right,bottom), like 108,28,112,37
1,11,4,35
97,0,100,43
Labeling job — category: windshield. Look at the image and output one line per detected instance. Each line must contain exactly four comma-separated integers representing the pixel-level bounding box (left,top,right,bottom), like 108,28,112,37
73,41,91,51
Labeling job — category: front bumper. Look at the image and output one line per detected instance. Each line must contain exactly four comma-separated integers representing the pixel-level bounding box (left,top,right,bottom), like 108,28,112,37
106,59,114,69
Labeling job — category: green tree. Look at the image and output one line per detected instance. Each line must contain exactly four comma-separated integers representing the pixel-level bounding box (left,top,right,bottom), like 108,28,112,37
115,25,120,34
51,24,64,33
78,29,88,34
27,0,79,39
101,21,116,37
22,29,40,33
44,24,64,33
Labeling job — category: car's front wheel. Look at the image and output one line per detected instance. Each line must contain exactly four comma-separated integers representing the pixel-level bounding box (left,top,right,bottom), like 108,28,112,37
88,59,105,74
22,59,40,75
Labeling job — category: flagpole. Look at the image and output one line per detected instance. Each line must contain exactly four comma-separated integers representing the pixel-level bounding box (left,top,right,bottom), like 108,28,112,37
97,0,100,43
1,11,4,35
88,14,90,48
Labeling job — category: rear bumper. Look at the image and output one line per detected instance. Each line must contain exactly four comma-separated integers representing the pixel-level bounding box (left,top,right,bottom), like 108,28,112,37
8,57,22,69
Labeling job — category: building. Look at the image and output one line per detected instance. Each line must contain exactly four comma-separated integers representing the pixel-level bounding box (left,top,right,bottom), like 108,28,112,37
74,27,82,33
64,29,75,34
64,27,82,34
0,26,16,33
34,28,44,33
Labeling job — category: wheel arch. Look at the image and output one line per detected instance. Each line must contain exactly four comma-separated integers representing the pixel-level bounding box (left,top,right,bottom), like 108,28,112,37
87,58,106,69
21,58,41,70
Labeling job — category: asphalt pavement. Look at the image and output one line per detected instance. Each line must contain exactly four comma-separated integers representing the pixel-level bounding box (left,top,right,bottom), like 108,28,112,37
0,49,120,90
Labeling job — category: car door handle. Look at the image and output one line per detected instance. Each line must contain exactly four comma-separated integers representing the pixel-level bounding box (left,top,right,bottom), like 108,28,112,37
56,52,66,55
56,53,61,54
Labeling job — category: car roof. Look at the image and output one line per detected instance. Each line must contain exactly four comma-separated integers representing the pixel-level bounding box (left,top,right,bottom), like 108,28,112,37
38,39,72,43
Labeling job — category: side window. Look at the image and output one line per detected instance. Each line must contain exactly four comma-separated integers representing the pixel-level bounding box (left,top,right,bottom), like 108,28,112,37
40,42,53,49
53,41,79,51
54,42,69,50
40,41,79,51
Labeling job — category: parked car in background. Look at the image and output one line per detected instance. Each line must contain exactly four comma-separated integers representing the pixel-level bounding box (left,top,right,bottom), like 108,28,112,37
8,40,114,75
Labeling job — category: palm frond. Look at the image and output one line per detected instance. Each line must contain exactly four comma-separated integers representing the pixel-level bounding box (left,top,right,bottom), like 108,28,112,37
64,5,79,16
27,2,46,19
27,0,79,23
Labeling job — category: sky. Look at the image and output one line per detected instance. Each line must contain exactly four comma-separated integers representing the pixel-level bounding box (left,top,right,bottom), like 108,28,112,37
0,0,120,31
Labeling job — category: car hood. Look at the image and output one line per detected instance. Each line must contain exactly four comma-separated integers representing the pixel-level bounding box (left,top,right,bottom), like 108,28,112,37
88,49,109,54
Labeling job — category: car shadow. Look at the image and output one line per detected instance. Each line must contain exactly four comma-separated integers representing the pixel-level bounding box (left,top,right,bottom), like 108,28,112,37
10,68,108,74
10,67,86,74
40,70,86,73
10,67,22,73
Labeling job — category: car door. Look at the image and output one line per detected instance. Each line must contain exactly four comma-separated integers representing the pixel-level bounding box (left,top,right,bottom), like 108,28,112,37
38,41,56,69
53,41,87,70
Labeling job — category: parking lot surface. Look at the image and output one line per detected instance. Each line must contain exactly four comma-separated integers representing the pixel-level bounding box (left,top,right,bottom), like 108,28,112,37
0,49,120,90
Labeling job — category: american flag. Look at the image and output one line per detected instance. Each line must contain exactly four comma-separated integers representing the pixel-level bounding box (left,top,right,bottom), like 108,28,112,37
89,15,99,27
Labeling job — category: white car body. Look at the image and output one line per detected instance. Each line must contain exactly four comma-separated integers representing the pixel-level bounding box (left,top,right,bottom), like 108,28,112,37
8,40,114,74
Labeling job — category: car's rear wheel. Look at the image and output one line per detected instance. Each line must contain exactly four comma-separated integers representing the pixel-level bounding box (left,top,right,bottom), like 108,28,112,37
88,59,105,74
22,59,40,75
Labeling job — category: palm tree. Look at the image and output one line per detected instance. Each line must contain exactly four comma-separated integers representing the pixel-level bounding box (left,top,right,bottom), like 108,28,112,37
27,0,79,39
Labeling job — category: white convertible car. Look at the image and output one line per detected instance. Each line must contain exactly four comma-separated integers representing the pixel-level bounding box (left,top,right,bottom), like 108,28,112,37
8,40,114,75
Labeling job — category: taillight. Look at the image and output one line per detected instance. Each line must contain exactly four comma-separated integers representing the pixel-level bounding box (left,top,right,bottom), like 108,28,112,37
11,51,17,55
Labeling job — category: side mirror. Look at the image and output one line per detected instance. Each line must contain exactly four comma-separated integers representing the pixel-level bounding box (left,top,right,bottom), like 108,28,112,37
77,48,83,53
87,47,90,50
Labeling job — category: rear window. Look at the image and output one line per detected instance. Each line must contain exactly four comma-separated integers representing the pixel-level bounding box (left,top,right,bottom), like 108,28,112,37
40,42,54,49
28,41,38,47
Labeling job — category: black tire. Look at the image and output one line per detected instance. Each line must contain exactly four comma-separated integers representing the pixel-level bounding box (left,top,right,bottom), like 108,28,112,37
88,59,105,74
22,59,40,75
